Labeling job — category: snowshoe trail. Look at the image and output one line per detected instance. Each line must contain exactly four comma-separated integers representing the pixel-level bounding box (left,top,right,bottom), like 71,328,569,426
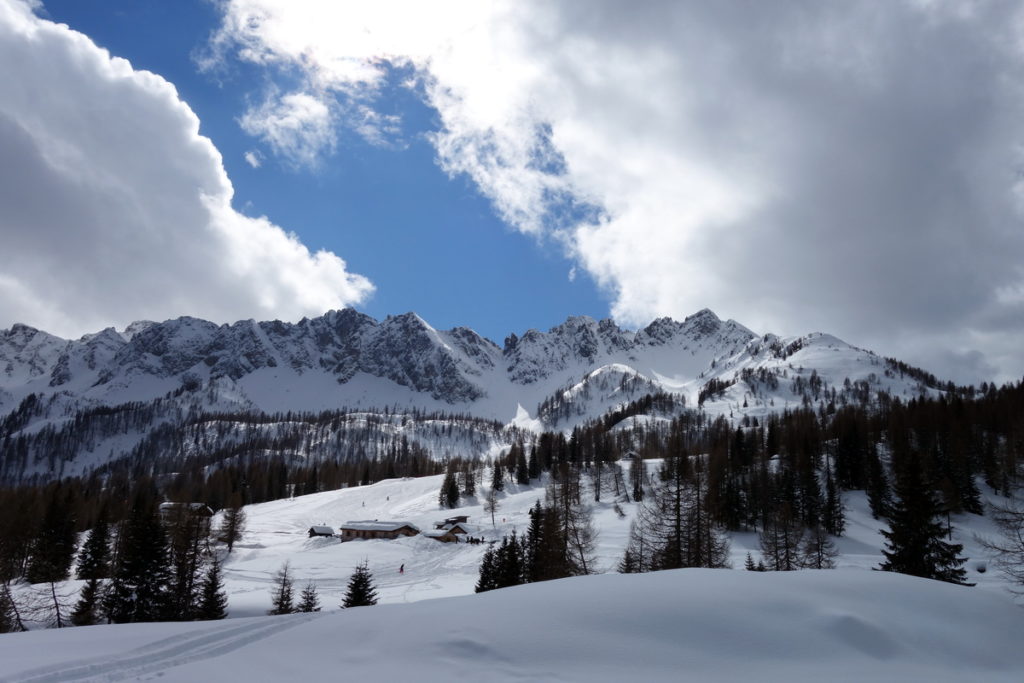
3,613,322,682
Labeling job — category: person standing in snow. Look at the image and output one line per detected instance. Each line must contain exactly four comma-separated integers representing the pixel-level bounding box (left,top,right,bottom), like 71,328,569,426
399,564,404,574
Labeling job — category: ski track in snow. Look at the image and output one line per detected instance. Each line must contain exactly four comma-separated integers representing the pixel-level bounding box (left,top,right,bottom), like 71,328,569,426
2,613,322,682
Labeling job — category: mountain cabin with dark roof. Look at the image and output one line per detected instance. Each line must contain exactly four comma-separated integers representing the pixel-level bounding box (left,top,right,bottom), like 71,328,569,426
434,515,470,529
339,520,420,541
422,528,460,543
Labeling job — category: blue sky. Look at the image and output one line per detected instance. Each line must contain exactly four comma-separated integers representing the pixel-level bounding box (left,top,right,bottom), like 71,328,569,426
36,0,608,344
4,0,1024,384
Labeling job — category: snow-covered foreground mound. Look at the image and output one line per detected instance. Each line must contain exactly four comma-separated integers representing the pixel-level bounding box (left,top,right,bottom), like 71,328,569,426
2,569,1023,682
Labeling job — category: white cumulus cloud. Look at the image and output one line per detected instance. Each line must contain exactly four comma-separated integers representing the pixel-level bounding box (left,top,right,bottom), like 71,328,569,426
208,0,1024,383
0,0,373,338
239,90,336,169
243,149,263,168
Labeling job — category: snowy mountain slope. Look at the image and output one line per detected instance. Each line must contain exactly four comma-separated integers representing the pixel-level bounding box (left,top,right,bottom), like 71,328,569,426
0,308,948,479
3,468,1023,682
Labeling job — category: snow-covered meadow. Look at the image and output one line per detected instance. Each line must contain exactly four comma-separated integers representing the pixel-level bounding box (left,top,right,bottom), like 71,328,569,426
2,466,1023,680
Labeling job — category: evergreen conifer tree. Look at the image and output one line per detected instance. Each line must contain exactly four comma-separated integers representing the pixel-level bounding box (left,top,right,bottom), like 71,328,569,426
439,470,460,509
475,545,498,593
217,495,246,553
342,561,378,608
0,582,25,633
0,589,14,633
879,454,970,585
515,444,530,485
166,504,211,621
744,552,757,571
618,548,640,573
491,461,505,492
76,510,111,581
527,443,542,480
823,471,845,537
196,556,228,620
104,484,173,623
25,484,77,585
268,561,295,615
461,464,476,497
523,501,556,582
630,457,647,503
494,532,525,589
298,581,321,613
865,445,891,520
70,578,103,626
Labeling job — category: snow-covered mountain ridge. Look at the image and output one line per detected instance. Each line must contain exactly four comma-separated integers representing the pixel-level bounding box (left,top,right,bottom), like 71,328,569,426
0,308,947,480
0,307,938,422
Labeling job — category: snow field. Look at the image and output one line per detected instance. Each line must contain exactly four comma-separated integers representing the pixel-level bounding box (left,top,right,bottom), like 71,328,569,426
2,569,1023,682
221,462,1011,617
2,463,1022,681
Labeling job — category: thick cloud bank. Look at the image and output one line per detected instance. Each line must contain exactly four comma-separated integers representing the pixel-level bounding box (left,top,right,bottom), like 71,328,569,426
0,0,373,338
210,0,1024,384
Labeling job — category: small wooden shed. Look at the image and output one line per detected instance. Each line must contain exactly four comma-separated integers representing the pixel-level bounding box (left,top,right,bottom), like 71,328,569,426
308,525,335,538
434,515,470,530
422,529,460,543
